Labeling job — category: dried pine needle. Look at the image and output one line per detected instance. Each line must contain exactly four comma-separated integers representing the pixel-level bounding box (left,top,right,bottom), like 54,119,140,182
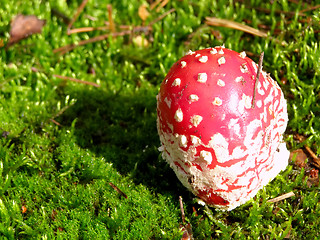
267,192,295,203
205,17,268,38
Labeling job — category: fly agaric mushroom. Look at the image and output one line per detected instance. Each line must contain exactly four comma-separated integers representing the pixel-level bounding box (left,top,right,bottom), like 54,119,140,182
157,46,289,210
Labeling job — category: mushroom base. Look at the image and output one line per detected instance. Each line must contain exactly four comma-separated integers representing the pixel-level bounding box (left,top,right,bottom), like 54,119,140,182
158,128,289,211
196,142,289,210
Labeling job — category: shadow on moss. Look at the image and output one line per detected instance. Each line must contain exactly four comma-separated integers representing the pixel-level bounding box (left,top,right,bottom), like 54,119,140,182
58,85,191,198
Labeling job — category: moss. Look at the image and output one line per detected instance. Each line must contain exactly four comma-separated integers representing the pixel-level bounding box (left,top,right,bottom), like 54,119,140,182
0,0,319,238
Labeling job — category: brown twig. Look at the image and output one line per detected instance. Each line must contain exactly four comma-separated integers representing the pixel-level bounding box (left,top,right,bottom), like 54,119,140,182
254,7,306,17
179,196,186,224
67,26,110,34
67,0,89,31
67,24,131,35
53,27,150,55
53,105,74,119
305,146,320,168
156,0,169,12
85,14,98,21
49,100,77,126
53,33,112,54
305,145,320,161
267,191,295,203
179,196,194,240
205,17,268,38
300,4,320,13
294,134,320,168
50,118,62,126
107,4,116,33
150,0,163,10
288,0,302,4
148,8,175,26
51,9,71,25
108,182,128,199
252,52,264,108
53,74,100,87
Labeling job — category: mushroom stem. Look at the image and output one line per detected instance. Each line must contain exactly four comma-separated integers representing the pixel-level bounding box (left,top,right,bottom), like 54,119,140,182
252,52,264,108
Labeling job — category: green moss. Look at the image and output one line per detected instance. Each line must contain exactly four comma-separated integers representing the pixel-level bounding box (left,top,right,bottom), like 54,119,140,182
0,0,319,238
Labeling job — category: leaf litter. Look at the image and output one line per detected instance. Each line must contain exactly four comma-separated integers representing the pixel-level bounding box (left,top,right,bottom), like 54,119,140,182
7,14,46,47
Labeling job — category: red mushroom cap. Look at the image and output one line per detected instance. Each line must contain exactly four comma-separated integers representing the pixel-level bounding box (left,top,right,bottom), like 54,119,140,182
157,47,289,210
